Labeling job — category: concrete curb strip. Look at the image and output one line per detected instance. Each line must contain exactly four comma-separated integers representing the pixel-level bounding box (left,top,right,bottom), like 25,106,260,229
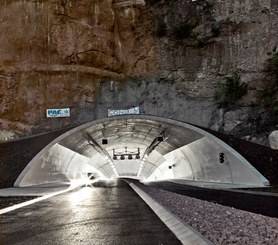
128,182,213,245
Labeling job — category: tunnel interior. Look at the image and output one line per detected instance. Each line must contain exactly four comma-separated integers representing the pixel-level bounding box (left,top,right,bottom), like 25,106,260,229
14,116,269,188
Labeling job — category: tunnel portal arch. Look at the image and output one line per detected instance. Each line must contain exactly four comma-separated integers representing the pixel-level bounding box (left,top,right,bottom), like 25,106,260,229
14,115,269,187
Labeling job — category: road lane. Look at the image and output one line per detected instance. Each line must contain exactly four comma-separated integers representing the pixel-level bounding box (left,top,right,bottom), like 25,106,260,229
0,180,181,245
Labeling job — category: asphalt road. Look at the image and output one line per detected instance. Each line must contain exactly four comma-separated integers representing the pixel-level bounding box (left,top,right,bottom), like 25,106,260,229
0,180,181,245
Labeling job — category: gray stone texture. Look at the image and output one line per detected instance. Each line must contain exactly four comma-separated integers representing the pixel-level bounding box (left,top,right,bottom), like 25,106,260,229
0,0,277,145
269,130,278,149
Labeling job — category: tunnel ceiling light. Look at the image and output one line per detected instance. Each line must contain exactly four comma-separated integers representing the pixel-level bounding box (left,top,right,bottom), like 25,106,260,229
113,147,140,160
142,129,167,158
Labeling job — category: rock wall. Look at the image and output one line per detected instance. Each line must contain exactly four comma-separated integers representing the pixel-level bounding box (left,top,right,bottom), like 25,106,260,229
0,0,278,144
150,0,278,141
0,0,155,138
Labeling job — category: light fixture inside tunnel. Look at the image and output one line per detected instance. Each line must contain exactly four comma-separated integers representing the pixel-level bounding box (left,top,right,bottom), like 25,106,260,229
219,152,225,163
137,130,167,177
113,147,140,160
102,139,108,145
157,136,164,142
86,133,119,176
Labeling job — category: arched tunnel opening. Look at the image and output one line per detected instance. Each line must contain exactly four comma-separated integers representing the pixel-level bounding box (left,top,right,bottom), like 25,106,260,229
14,115,269,188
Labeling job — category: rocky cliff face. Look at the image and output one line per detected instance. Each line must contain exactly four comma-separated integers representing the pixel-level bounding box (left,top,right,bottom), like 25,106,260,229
0,0,278,145
0,0,155,138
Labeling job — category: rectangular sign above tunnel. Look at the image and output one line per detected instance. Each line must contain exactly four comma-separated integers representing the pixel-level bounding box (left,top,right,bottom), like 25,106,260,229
46,108,70,118
108,106,140,117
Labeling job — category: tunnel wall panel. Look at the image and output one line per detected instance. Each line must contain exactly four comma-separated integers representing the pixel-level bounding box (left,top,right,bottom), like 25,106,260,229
17,144,105,187
14,115,269,187
182,137,266,185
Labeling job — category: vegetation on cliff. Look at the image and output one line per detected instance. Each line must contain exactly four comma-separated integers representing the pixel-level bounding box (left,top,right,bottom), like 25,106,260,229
258,52,278,123
214,74,248,107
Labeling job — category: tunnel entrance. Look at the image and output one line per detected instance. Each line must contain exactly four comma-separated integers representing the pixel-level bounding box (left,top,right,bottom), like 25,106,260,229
14,115,269,188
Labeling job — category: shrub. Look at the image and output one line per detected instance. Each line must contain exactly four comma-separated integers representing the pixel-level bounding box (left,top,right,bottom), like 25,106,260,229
146,0,162,6
172,22,192,39
195,38,207,48
251,52,278,129
265,52,278,79
172,19,199,40
211,24,221,37
156,21,167,37
259,53,278,119
257,85,278,112
214,74,248,107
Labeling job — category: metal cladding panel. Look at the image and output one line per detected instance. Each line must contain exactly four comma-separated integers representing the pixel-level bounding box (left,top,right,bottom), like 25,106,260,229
15,116,269,187
59,118,204,160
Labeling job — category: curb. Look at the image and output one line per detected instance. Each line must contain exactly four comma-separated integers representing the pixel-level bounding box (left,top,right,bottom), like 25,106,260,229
129,182,213,245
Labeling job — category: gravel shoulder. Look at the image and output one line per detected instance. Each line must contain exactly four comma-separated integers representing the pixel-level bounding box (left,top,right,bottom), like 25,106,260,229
135,182,278,245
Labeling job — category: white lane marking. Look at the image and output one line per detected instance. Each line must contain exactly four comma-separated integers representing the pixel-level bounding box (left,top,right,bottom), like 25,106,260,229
0,185,80,215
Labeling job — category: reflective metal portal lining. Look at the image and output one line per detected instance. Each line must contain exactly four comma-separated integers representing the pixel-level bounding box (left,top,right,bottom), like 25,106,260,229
14,115,269,188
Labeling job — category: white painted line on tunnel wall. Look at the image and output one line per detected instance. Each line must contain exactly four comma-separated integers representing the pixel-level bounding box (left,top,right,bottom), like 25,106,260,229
128,182,213,245
0,185,81,215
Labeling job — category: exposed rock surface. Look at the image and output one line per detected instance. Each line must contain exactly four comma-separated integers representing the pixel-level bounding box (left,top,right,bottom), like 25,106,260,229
0,0,155,136
0,130,18,143
269,130,278,149
0,0,277,143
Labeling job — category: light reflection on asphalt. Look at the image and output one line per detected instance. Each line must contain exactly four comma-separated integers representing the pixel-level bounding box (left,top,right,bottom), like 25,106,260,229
1,181,182,245
67,187,94,207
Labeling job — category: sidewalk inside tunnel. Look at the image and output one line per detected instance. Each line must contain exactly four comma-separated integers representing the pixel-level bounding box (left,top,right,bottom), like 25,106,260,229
0,179,182,245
